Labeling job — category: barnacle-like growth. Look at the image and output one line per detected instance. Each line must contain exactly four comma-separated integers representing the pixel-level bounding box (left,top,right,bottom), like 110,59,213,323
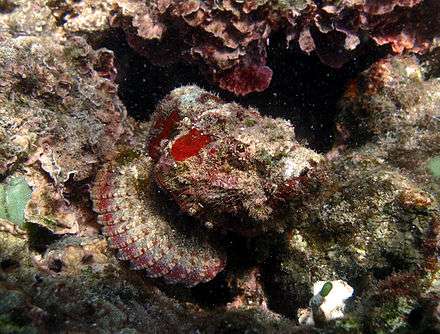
149,85,323,232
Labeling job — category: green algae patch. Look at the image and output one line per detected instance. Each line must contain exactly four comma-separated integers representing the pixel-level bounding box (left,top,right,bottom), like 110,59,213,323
428,156,440,178
0,177,32,227
320,282,333,297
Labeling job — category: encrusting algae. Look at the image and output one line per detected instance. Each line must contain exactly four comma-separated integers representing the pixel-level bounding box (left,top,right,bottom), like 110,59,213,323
0,177,32,228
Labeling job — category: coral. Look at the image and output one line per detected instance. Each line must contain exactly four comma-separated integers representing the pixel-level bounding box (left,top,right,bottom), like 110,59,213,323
264,54,440,331
226,268,268,310
1,3,439,332
267,151,440,328
1,0,113,39
0,35,124,182
0,224,300,333
338,55,426,139
337,54,440,201
216,64,273,96
92,153,226,287
111,0,276,95
47,0,114,35
23,167,85,235
288,0,440,68
0,0,57,38
150,86,322,230
35,236,111,275
110,0,440,94
0,176,32,227
7,0,435,96
295,166,431,276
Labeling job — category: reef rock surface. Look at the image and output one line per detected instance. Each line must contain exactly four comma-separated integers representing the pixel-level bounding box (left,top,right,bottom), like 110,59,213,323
0,1,439,334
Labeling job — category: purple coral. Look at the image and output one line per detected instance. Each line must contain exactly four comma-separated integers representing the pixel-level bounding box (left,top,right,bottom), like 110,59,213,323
111,0,275,95
289,0,440,67
111,0,440,94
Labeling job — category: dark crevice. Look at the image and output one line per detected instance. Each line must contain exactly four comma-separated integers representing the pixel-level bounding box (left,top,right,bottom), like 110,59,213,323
0,0,17,14
48,259,64,273
1,259,20,272
26,222,60,254
157,231,283,309
97,29,386,154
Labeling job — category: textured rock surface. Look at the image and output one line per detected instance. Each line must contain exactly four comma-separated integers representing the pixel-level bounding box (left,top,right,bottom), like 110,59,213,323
47,0,114,34
0,35,124,182
109,0,440,94
0,0,57,38
337,54,440,201
266,54,440,333
0,223,300,333
0,2,439,333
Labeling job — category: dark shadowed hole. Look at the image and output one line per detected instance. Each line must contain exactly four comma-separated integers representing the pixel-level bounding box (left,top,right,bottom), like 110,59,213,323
8,309,33,328
48,259,64,273
26,222,60,254
190,271,233,308
407,305,423,328
97,30,385,153
0,0,17,14
81,254,94,265
0,259,20,272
